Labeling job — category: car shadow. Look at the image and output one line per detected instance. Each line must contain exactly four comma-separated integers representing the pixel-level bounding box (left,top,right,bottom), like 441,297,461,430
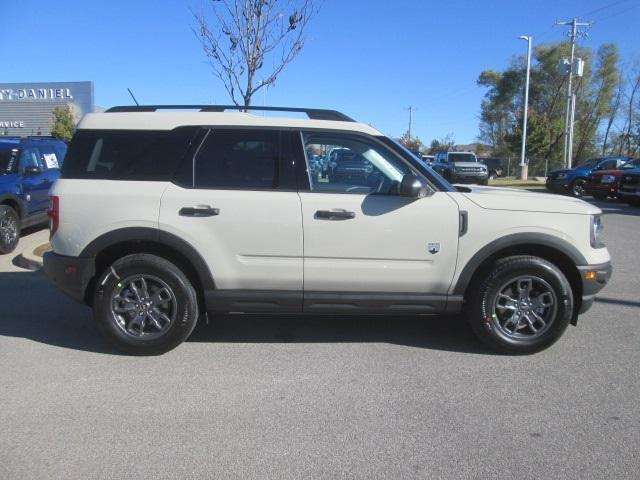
188,313,491,354
0,269,493,356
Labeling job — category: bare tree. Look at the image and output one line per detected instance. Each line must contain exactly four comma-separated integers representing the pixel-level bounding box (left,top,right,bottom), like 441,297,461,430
194,0,317,108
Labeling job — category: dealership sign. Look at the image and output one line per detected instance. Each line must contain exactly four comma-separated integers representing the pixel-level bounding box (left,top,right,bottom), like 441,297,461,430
1,121,25,128
0,88,73,101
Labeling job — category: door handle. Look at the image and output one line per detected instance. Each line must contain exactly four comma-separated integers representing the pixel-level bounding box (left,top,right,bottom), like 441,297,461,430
315,209,356,220
179,205,220,217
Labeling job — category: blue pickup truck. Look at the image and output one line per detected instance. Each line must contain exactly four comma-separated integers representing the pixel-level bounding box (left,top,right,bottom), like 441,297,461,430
0,137,67,254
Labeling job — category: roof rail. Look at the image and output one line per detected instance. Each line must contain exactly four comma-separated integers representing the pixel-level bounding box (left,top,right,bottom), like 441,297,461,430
104,105,355,122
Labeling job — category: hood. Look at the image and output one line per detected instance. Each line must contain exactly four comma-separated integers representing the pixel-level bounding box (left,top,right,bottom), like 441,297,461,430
460,185,601,215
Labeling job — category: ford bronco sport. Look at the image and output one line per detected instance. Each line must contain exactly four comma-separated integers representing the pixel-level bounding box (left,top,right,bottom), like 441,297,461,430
43,105,612,355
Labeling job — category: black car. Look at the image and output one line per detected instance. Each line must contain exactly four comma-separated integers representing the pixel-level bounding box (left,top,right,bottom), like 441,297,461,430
480,158,504,179
617,168,640,206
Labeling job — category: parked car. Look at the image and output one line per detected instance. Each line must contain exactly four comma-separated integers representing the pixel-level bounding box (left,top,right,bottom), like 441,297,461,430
617,168,640,206
546,156,632,197
584,158,640,200
0,136,67,254
431,151,489,185
44,105,610,355
480,158,504,179
421,154,434,165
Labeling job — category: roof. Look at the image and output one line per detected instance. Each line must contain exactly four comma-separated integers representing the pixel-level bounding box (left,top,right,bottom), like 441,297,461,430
77,111,383,136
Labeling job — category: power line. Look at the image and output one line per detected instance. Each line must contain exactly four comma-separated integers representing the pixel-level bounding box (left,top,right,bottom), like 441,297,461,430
593,2,640,22
580,0,633,18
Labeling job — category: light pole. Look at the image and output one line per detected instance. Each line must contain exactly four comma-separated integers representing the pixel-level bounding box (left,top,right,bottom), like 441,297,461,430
519,35,532,181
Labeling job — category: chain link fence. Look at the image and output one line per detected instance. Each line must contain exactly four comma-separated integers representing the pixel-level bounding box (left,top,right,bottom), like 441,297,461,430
494,157,565,179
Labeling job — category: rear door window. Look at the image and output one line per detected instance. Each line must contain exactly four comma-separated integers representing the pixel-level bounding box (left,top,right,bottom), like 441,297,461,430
62,128,197,180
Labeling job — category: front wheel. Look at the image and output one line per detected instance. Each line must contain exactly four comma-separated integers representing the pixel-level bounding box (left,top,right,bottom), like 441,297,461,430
93,254,199,355
570,178,587,197
592,192,607,201
466,255,574,354
0,205,21,255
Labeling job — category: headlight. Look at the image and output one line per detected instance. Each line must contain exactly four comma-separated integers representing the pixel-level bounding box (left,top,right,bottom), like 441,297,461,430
600,175,616,184
557,173,567,179
590,215,605,248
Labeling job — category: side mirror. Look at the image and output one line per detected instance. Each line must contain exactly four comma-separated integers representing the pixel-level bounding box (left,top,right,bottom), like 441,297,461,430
24,166,42,176
399,174,428,198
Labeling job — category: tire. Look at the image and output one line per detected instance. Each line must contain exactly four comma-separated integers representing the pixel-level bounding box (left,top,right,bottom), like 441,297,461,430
93,253,199,355
481,179,489,186
592,193,607,201
569,178,587,197
466,255,574,354
626,198,640,207
0,205,21,255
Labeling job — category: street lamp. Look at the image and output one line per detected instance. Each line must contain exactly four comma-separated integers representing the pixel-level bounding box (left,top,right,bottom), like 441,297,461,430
519,35,532,181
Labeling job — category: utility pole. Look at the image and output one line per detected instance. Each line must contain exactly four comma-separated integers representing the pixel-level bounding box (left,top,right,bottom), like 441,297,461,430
555,17,591,169
407,105,414,141
519,35,532,181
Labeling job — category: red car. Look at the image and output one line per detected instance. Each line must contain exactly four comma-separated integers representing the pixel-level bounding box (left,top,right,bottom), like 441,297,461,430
584,158,640,200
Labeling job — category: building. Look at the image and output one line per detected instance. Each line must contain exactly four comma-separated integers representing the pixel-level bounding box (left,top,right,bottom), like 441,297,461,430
0,81,94,136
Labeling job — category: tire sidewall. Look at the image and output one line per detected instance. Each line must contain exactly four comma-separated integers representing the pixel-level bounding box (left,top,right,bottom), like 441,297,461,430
0,206,20,255
472,258,573,354
93,254,198,355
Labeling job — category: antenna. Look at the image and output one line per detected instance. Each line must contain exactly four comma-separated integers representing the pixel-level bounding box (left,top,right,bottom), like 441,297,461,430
127,88,140,106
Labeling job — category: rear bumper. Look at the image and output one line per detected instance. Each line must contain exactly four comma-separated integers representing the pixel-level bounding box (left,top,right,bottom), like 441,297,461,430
577,261,612,314
43,251,95,304
618,188,640,198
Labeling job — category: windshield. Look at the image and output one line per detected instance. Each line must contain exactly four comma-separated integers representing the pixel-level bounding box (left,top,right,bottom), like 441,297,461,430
0,146,18,175
379,137,456,192
448,153,477,163
576,158,598,169
622,159,640,170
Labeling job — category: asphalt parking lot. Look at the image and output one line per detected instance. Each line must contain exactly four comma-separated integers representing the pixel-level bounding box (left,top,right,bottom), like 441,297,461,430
1,199,638,480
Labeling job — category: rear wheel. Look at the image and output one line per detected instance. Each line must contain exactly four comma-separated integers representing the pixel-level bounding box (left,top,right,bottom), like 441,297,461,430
93,253,199,355
467,255,573,354
626,198,640,207
592,192,607,201
0,205,20,255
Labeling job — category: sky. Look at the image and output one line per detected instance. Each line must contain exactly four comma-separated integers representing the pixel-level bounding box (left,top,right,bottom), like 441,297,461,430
4,0,640,144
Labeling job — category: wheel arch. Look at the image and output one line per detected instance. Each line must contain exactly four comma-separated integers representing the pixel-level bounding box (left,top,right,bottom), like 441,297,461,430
81,227,215,307
0,194,24,219
454,234,585,322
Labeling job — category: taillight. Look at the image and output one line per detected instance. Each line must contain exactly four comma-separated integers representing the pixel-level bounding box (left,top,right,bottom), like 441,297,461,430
48,196,60,236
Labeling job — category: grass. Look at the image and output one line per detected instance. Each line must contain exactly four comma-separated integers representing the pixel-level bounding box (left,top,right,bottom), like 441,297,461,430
489,177,547,189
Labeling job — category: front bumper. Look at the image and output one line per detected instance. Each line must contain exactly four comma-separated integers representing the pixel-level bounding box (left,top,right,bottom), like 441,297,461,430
577,261,612,314
545,177,570,193
451,173,488,184
584,182,617,196
43,251,95,304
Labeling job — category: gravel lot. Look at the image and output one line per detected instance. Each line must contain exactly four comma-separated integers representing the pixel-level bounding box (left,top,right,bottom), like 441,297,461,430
1,199,638,479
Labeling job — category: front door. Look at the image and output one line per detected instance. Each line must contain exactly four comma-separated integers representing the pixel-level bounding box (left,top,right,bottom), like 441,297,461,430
159,128,304,312
298,131,460,312
18,146,50,215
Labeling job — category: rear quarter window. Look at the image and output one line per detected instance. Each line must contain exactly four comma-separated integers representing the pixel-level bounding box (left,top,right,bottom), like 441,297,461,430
62,128,198,180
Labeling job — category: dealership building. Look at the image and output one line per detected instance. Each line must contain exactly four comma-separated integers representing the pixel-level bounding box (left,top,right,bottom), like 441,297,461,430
0,81,94,136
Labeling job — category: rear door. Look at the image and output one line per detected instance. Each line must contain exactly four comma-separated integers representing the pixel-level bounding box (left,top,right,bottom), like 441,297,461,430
159,128,304,312
298,131,461,313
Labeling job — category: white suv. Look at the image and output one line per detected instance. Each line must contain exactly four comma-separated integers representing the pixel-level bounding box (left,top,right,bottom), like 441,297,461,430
43,105,612,355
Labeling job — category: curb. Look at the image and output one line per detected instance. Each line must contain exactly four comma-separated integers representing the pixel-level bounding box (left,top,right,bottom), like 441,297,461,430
11,230,51,271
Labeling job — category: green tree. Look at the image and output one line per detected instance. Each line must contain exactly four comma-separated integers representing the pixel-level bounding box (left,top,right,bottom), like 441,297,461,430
428,134,455,154
399,131,424,153
477,41,621,169
51,105,75,141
